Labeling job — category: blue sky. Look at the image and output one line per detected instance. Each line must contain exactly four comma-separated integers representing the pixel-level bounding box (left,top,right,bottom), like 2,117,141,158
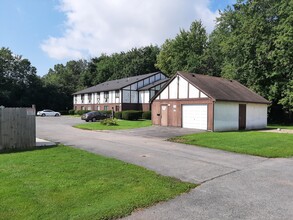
0,0,235,76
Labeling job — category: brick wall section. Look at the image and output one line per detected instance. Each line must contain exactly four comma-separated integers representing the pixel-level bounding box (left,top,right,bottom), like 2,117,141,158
151,98,214,130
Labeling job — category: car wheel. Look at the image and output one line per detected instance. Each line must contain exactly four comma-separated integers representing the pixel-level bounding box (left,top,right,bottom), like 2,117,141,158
86,120,89,122
55,113,59,117
41,113,45,117
92,118,96,122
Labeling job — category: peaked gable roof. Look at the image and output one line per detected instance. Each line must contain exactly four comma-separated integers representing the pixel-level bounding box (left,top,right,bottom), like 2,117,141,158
73,71,163,95
153,72,270,104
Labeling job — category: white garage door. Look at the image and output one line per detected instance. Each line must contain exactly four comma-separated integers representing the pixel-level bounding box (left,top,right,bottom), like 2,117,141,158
182,104,208,130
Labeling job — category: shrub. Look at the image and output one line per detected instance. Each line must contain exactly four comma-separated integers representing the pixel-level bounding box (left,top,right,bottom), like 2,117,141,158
100,110,113,117
122,110,143,120
68,109,75,115
115,111,122,119
100,118,118,126
75,110,90,115
142,111,151,120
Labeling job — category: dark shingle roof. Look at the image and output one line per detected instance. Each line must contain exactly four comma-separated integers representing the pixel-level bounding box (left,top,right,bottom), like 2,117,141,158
73,71,162,95
178,72,270,104
138,78,169,91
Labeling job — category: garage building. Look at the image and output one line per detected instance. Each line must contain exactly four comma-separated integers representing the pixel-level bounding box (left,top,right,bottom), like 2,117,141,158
151,72,270,131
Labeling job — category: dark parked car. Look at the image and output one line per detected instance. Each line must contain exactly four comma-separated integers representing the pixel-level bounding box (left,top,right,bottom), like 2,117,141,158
81,111,108,122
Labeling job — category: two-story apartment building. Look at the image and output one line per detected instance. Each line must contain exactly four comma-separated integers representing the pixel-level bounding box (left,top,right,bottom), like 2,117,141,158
73,71,168,112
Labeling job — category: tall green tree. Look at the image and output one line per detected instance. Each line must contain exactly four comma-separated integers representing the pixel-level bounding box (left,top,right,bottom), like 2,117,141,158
212,0,293,114
156,21,208,76
0,47,43,108
42,60,90,111
89,45,160,85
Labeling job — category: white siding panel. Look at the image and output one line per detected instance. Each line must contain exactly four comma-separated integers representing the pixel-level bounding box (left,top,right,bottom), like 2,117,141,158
76,95,82,104
109,91,113,103
160,86,168,99
100,93,104,104
178,76,188,99
214,102,239,131
169,78,177,99
246,104,267,129
189,84,200,98
144,91,150,103
84,94,88,104
139,91,144,103
92,93,96,104
123,90,130,103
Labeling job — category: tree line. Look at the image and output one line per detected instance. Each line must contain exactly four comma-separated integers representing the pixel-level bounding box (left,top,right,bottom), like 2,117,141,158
1,0,292,121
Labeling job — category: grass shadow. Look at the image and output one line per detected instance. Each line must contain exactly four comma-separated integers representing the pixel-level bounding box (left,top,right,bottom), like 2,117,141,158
0,145,59,155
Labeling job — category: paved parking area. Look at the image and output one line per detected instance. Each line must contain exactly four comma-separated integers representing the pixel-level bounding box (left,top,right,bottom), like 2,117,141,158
109,125,205,139
36,116,293,220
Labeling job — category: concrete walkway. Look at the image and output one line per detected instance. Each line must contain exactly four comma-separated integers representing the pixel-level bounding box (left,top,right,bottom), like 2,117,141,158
36,138,55,147
36,117,293,220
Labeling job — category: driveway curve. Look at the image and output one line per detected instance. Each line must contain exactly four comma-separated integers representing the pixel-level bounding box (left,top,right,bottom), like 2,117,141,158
36,116,293,220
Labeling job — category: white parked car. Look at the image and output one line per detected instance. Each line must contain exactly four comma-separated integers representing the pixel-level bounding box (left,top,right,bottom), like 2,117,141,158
37,109,61,117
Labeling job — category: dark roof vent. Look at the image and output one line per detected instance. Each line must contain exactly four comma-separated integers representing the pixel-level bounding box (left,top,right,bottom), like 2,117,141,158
192,74,196,77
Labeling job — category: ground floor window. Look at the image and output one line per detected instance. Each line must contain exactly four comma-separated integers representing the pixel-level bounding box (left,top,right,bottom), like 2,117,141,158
97,106,100,110
115,106,119,112
88,106,91,110
104,106,108,111
81,106,84,110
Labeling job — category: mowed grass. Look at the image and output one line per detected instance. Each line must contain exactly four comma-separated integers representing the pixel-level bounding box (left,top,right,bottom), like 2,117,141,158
0,145,195,220
74,119,152,130
169,131,293,158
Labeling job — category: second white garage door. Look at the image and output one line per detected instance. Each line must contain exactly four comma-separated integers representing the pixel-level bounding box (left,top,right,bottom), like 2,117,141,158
182,104,208,130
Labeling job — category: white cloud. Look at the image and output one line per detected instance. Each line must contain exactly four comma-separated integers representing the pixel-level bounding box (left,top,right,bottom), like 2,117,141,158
41,0,219,60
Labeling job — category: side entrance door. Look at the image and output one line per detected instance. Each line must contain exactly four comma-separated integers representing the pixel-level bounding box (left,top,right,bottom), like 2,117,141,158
239,104,246,130
161,105,168,126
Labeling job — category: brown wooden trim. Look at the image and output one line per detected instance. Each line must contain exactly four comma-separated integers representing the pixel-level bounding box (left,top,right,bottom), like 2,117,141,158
239,104,246,130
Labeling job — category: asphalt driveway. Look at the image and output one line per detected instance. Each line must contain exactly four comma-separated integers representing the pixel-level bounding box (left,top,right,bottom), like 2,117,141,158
36,116,293,220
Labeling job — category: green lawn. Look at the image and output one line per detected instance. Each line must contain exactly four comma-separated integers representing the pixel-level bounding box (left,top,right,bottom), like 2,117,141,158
0,146,195,220
74,119,152,130
169,131,293,158
267,124,293,130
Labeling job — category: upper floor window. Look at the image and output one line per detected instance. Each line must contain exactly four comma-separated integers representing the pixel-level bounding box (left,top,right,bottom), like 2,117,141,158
115,90,120,98
104,91,109,103
74,95,77,103
88,93,92,103
81,94,84,103
97,92,100,103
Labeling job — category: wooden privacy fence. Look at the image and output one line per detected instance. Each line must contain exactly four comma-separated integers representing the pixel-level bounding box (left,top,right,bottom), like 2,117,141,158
0,108,36,151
